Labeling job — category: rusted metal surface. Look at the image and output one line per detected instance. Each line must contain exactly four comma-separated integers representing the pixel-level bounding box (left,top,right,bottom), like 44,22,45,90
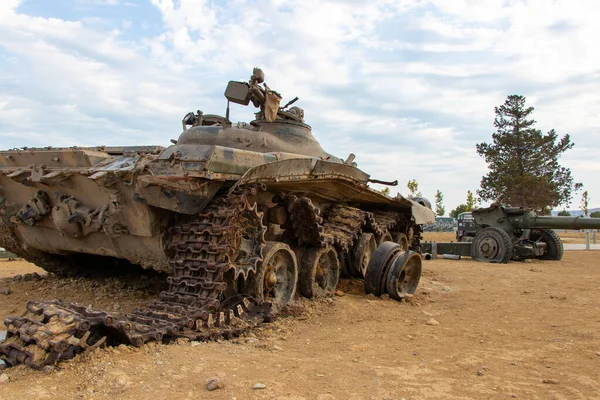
0,187,264,370
0,68,436,370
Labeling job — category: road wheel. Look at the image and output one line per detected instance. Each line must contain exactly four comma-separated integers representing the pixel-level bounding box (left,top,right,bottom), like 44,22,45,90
352,233,377,278
385,250,422,300
364,241,402,296
392,232,409,251
250,242,298,309
530,229,564,260
298,246,340,298
376,230,393,246
471,227,513,263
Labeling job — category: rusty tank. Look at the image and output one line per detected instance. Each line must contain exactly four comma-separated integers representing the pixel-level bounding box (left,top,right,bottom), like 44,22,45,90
0,68,435,370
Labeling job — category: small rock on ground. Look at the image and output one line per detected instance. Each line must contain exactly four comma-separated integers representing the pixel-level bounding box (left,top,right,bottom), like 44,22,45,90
206,378,224,391
253,383,266,390
0,288,10,295
334,290,345,297
426,318,440,326
542,379,558,384
0,373,10,385
42,366,54,374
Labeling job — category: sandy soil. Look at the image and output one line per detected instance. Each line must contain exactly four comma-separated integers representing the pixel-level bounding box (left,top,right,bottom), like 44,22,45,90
1,253,600,400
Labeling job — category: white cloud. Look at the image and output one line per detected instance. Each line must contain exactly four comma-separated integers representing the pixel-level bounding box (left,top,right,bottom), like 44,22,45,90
0,0,599,212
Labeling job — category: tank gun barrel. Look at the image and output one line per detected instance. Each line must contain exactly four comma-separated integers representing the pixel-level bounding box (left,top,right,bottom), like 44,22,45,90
516,215,600,230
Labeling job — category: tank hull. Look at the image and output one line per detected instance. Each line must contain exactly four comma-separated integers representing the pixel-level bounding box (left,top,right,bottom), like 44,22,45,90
0,146,435,274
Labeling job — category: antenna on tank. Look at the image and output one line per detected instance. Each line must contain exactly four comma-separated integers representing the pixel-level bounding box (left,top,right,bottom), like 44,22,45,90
225,100,230,121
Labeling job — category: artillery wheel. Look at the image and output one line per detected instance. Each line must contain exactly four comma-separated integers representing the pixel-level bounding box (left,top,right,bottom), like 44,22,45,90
530,229,564,261
386,250,422,301
392,232,409,251
471,227,513,263
250,242,298,309
364,241,402,296
351,233,377,278
376,230,393,246
299,246,340,298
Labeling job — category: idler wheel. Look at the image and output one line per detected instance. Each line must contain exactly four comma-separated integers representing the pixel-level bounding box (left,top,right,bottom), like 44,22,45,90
392,232,409,251
376,230,393,246
385,250,422,301
471,227,513,263
251,242,298,309
299,246,341,299
352,233,377,278
364,241,402,296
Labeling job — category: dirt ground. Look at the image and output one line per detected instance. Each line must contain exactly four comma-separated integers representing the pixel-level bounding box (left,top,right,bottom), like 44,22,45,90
1,251,600,400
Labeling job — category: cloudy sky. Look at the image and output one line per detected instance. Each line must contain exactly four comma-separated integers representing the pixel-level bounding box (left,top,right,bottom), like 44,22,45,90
1,0,599,213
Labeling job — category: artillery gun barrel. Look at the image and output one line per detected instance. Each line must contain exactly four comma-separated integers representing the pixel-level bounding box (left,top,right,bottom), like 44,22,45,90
518,215,600,230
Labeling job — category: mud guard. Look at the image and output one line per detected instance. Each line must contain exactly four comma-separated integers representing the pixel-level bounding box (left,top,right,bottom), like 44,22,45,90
234,158,436,225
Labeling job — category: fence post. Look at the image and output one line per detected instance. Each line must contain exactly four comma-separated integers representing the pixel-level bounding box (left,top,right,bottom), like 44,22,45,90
586,230,590,250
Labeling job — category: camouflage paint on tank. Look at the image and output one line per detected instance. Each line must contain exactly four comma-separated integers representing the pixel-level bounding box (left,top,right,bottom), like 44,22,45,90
0,68,435,274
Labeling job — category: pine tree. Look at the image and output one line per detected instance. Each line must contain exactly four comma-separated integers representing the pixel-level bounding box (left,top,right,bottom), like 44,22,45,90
580,190,589,217
466,190,477,211
434,190,445,216
476,95,581,210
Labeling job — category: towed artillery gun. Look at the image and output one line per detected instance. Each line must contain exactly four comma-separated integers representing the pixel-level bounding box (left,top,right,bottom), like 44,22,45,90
0,68,435,370
424,202,600,262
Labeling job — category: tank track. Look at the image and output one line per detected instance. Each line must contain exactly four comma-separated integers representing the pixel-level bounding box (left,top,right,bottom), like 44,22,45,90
367,211,399,236
322,204,367,252
0,188,416,371
279,195,369,252
279,195,329,247
0,187,267,371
